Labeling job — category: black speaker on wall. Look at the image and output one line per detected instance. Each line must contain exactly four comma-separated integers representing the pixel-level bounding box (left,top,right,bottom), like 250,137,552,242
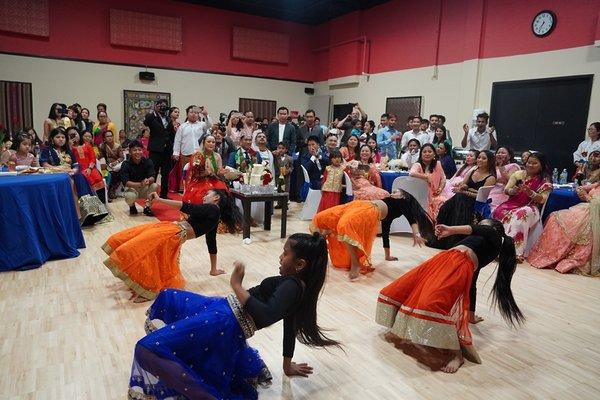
139,71,156,81
304,87,315,95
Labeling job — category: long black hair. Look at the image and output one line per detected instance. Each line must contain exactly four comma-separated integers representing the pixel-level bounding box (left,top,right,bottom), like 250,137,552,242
527,151,551,180
48,127,70,151
212,189,242,234
394,189,436,243
485,219,525,327
47,103,63,119
288,232,341,349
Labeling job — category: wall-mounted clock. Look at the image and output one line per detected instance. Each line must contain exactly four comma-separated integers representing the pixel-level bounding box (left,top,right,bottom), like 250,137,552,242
532,10,556,38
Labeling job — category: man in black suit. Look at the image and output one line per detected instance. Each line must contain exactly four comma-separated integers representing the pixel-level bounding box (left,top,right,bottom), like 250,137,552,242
267,106,296,154
143,99,173,198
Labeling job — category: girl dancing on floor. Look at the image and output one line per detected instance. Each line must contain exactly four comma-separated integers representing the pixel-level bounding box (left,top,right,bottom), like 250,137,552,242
102,189,240,302
128,232,340,400
311,189,435,280
376,219,524,373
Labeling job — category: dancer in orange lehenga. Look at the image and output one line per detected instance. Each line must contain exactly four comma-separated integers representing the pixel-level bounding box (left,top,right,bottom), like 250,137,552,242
376,219,524,373
311,191,434,280
102,189,240,302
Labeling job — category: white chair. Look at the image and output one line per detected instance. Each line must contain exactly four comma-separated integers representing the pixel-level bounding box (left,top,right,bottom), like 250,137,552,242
299,165,322,221
343,171,353,199
523,201,547,257
476,185,495,202
389,176,429,233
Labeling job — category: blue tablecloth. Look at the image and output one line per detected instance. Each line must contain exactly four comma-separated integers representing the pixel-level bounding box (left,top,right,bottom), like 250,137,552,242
0,173,85,271
542,187,582,223
380,171,410,193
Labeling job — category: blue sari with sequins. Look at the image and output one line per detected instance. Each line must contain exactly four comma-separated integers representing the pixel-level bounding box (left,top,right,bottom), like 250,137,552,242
129,289,271,400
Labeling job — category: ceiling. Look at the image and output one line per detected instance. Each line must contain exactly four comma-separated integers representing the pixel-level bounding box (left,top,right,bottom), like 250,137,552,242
178,0,391,25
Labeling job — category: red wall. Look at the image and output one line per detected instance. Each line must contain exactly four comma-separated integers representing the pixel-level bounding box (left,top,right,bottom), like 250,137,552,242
315,0,600,81
0,0,315,82
1,0,598,83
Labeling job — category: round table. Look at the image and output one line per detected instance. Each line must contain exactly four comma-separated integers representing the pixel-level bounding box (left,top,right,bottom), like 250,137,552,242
0,173,85,271
380,171,410,193
542,187,582,222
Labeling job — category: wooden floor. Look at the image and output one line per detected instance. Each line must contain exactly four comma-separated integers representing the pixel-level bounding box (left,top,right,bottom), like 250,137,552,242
1,199,599,400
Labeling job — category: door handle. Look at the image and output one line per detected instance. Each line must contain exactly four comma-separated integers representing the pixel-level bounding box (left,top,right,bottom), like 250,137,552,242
552,121,565,126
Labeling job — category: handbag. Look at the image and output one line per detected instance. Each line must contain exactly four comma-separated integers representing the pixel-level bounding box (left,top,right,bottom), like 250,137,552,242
79,194,109,226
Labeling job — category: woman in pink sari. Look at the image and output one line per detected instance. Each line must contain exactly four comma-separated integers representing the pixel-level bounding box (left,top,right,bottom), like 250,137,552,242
489,146,521,212
492,152,553,262
527,155,600,275
443,149,479,199
410,143,447,220
347,145,388,200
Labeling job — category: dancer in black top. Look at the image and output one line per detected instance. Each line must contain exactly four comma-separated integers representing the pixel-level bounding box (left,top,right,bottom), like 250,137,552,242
128,233,341,400
102,189,240,302
377,219,523,373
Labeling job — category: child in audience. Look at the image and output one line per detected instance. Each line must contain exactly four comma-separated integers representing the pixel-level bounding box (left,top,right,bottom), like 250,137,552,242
401,139,420,169
9,134,38,167
318,150,345,212
274,141,292,193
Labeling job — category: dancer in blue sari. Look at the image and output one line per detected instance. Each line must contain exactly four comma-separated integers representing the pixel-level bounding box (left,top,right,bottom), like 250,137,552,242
128,232,340,400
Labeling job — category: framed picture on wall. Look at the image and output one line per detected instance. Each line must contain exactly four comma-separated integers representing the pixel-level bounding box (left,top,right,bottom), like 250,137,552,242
123,90,171,139
385,96,422,129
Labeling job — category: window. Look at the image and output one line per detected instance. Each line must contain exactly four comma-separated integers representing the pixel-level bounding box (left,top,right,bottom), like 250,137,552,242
0,81,33,136
385,96,422,128
238,98,276,122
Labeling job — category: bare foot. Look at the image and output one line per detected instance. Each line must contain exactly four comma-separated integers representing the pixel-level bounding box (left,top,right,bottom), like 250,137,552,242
210,269,226,276
441,353,464,373
349,271,360,281
385,256,398,261
468,312,484,324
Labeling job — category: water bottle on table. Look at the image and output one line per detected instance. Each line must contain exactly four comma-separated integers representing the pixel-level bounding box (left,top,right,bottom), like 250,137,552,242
559,168,568,185
552,168,558,184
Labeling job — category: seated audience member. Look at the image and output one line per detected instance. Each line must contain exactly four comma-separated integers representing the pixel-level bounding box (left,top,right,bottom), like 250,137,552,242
461,112,497,151
182,135,228,205
254,131,274,170
492,152,552,263
118,130,131,147
24,127,43,155
93,110,117,148
585,150,600,181
366,136,381,163
434,150,497,249
121,140,157,216
227,133,262,172
347,145,388,200
409,143,447,220
9,133,38,167
443,149,479,199
99,130,125,201
376,113,401,159
520,151,531,167
340,135,360,162
401,116,428,150
528,163,599,275
81,108,94,133
301,135,328,190
437,140,457,179
400,139,421,170
489,146,520,211
573,122,600,167
68,127,106,203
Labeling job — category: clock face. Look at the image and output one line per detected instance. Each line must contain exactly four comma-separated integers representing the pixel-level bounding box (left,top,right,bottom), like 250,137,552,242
532,10,556,37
